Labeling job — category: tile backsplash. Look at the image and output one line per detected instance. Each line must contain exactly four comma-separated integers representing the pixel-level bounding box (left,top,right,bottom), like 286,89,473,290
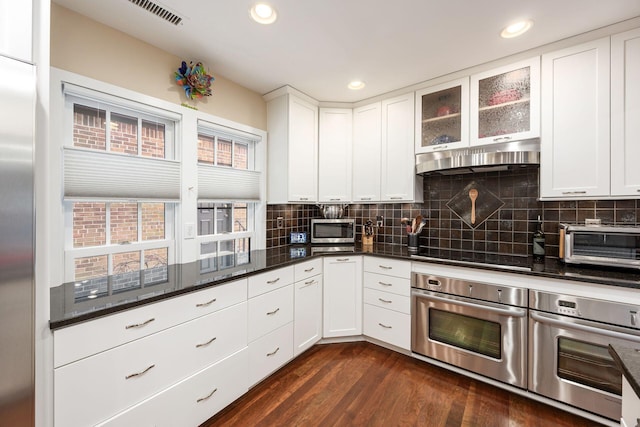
266,166,640,258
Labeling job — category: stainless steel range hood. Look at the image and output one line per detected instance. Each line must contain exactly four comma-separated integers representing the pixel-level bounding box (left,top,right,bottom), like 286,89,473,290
416,138,540,175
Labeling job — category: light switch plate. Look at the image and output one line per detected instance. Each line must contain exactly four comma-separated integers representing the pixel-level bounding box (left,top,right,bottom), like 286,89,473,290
184,222,195,239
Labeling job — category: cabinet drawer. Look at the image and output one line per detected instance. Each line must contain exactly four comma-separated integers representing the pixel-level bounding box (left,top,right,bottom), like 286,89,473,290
54,302,247,427
294,258,323,282
364,257,411,278
363,272,410,297
248,322,294,386
248,285,294,342
364,288,410,314
248,266,294,298
363,304,411,350
54,278,247,368
97,349,249,427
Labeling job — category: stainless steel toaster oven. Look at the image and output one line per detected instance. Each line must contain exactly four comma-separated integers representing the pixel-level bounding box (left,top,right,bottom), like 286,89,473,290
559,223,640,269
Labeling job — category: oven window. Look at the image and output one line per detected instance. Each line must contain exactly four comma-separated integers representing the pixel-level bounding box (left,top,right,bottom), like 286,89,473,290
428,309,501,359
557,337,621,395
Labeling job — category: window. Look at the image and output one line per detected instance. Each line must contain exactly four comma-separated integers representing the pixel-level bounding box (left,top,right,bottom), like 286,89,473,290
63,89,178,283
197,124,260,266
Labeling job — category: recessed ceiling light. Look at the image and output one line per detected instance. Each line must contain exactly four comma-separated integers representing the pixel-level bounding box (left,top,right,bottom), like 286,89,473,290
348,80,365,90
250,3,277,24
500,19,533,38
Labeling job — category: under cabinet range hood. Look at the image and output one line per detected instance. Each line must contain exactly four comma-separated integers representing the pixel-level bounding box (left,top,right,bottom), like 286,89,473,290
416,138,540,175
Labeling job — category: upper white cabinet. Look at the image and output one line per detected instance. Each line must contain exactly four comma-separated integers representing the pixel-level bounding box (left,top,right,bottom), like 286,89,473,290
470,57,540,146
352,102,382,202
318,108,353,202
381,93,422,202
611,27,640,197
0,0,32,62
415,78,470,154
266,88,319,203
540,38,611,199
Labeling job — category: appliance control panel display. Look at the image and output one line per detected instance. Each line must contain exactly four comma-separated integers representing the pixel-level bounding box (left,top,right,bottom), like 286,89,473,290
556,300,579,316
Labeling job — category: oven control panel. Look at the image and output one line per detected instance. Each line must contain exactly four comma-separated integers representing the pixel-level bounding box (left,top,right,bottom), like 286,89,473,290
556,299,580,316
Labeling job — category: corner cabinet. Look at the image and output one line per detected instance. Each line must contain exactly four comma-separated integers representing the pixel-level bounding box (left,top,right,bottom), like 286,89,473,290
381,93,423,202
323,256,363,337
611,27,640,197
352,102,382,202
266,88,319,203
540,38,611,199
318,108,353,202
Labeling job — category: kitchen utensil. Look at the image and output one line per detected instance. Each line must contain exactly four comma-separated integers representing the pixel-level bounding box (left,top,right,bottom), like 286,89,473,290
319,204,348,219
469,188,478,225
415,218,426,234
411,217,417,233
414,215,423,233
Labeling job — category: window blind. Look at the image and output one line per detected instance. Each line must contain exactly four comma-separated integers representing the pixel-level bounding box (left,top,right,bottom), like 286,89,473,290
198,164,261,201
197,121,261,144
63,147,181,201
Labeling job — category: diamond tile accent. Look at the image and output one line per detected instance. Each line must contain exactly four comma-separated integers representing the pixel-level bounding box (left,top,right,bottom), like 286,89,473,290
446,181,504,229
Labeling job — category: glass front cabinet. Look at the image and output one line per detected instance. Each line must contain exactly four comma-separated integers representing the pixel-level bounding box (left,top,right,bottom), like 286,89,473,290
415,77,469,153
470,57,540,146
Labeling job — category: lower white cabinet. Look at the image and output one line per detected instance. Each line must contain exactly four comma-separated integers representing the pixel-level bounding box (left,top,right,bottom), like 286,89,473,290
248,284,294,342
621,376,640,427
248,322,294,386
363,304,411,350
294,273,323,356
323,256,363,338
97,349,249,427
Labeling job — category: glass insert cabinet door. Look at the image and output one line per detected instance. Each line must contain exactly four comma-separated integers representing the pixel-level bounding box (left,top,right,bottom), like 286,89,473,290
415,77,469,154
470,57,540,146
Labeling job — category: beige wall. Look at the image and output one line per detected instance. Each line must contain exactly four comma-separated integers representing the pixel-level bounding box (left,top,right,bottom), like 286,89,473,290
50,4,266,130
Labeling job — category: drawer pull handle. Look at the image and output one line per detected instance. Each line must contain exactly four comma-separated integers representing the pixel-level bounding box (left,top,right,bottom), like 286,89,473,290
378,281,392,287
267,347,280,357
304,267,315,272
267,278,280,284
378,323,392,329
361,197,372,201
301,280,316,289
267,308,280,316
379,265,392,270
196,337,217,348
389,197,403,200
125,364,155,379
196,298,217,308
125,318,155,329
561,191,587,195
378,298,392,304
336,258,349,262
197,388,218,403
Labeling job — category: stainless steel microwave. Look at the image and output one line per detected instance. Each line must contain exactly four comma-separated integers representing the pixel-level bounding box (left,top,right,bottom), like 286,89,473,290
559,223,640,269
310,218,355,244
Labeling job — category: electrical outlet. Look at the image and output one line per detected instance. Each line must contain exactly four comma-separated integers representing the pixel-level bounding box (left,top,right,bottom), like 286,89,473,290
277,216,284,229
376,215,383,228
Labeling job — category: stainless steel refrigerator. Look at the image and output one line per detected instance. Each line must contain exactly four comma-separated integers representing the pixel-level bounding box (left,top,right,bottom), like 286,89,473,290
0,53,35,425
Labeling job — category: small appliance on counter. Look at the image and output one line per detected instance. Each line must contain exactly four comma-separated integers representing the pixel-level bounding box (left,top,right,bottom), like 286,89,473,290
559,223,640,270
310,218,355,244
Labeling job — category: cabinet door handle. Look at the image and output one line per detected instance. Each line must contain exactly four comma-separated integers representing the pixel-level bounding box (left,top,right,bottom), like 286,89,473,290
379,265,392,270
360,197,372,201
266,277,280,284
378,323,392,329
196,298,217,308
432,145,448,151
299,197,309,201
330,198,341,201
125,364,155,379
196,337,217,348
561,191,587,195
266,347,280,357
378,281,392,287
389,196,403,200
493,136,512,142
125,318,155,329
301,280,317,289
304,267,315,272
267,308,280,316
196,388,218,403
336,258,349,262
378,298,392,304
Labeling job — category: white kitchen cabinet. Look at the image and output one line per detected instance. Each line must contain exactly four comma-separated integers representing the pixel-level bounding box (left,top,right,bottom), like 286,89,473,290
248,322,294,386
248,265,294,298
318,108,352,202
470,57,540,146
381,93,423,202
611,27,640,197
540,38,611,199
352,102,382,202
265,87,319,203
415,78,470,154
621,376,640,427
323,255,363,338
362,258,411,350
248,284,294,342
294,262,323,356
0,0,32,62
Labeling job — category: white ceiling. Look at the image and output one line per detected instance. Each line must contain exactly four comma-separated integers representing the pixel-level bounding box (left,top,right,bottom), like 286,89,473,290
53,0,640,102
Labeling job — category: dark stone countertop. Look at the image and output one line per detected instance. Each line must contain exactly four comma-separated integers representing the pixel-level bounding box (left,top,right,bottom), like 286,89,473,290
609,344,640,400
49,243,640,330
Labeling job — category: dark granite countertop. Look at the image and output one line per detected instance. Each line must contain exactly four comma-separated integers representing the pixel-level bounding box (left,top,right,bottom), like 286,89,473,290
50,243,640,330
609,344,640,399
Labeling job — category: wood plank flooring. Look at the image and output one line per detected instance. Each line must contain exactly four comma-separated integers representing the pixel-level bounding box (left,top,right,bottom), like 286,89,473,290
202,342,605,427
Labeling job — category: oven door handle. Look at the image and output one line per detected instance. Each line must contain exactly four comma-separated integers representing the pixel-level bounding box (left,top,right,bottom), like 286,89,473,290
414,290,527,318
530,311,640,343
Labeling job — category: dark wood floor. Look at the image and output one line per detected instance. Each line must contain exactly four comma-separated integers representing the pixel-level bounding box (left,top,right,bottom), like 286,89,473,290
203,342,605,427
